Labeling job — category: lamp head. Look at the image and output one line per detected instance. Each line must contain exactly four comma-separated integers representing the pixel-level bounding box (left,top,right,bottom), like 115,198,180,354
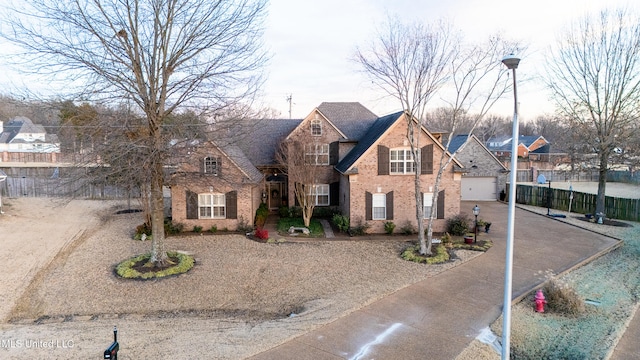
473,204,480,216
502,54,521,70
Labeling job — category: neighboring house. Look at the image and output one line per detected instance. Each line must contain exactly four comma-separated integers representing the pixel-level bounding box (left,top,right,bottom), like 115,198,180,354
170,141,264,230
0,117,60,162
486,135,550,159
171,102,463,233
449,134,508,201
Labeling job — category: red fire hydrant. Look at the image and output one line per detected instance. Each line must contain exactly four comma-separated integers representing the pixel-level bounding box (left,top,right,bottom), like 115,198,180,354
534,289,547,313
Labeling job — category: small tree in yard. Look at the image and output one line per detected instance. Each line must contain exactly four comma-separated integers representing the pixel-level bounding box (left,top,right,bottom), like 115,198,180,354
1,0,268,265
275,139,321,227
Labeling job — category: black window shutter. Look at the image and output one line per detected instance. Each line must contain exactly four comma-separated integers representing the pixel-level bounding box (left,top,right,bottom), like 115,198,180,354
186,190,198,219
437,190,445,219
378,145,389,175
365,191,372,220
329,141,339,165
386,191,394,220
330,182,339,206
225,190,237,219
421,145,433,174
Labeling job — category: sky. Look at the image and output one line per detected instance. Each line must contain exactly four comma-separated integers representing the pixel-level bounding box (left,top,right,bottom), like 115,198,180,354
262,0,640,121
0,0,637,122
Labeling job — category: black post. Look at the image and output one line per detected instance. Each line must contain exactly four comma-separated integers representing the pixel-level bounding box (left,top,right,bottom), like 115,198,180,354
474,213,478,243
547,180,552,216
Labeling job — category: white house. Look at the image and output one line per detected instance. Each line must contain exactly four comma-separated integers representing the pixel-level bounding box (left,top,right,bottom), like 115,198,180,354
0,116,60,153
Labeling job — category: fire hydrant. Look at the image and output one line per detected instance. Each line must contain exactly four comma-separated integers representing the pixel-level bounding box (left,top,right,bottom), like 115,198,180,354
534,289,547,313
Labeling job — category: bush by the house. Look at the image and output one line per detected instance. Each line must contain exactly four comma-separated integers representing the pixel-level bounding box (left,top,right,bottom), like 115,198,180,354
164,219,184,235
192,225,203,233
400,220,416,235
446,213,471,236
331,214,350,233
384,221,396,235
209,225,217,233
255,202,269,228
348,218,370,236
236,216,253,233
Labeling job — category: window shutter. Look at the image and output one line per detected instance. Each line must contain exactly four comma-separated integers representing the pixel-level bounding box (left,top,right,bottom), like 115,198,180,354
378,145,389,175
329,141,339,165
386,191,394,220
437,190,445,219
330,182,339,206
186,190,198,219
421,145,433,174
225,190,237,219
365,191,372,220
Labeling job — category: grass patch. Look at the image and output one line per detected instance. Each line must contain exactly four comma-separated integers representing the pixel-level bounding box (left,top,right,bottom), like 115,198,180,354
276,217,324,237
491,224,640,359
115,251,195,279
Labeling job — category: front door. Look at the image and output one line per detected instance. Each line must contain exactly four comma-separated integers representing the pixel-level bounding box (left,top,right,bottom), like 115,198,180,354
268,182,283,210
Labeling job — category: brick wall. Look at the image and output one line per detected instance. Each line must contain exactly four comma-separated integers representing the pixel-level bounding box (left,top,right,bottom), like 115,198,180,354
346,119,461,233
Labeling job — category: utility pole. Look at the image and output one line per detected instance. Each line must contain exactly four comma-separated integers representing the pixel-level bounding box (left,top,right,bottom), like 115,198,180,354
286,94,292,119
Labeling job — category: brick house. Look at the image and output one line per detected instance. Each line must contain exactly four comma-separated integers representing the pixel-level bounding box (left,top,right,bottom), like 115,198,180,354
170,102,463,233
170,141,263,231
486,135,550,158
449,134,508,201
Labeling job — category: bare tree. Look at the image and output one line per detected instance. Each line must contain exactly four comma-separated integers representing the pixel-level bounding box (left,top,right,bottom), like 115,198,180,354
2,0,268,264
546,8,640,219
356,17,455,255
425,35,515,254
275,139,322,227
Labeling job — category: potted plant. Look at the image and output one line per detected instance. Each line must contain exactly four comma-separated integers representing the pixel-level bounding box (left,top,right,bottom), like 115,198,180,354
463,233,474,244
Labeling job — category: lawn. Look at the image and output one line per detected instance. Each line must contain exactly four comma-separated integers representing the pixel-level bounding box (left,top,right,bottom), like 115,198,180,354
489,223,640,359
276,217,325,236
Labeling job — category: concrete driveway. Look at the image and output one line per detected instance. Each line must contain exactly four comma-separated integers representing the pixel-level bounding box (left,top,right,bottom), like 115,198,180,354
249,201,621,360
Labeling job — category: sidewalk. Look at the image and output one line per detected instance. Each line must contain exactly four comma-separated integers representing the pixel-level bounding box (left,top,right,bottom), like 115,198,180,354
249,202,621,359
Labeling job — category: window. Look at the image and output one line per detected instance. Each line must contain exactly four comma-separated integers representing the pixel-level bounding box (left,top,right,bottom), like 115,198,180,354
198,193,226,219
372,193,386,220
307,184,329,206
390,149,415,174
305,144,329,165
204,156,219,175
311,119,322,136
423,193,436,218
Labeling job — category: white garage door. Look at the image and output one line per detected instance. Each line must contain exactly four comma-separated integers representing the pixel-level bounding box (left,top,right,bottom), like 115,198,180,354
461,177,497,201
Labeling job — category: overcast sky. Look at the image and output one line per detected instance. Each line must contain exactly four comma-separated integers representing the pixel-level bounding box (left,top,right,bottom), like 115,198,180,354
0,0,637,122
262,0,640,121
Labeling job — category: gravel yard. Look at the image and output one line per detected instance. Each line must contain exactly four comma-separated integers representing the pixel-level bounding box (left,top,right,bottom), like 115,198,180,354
0,198,480,359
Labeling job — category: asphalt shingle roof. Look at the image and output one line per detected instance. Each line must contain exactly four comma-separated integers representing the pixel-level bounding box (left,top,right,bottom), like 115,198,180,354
448,134,471,153
238,118,302,166
335,111,403,174
317,102,378,140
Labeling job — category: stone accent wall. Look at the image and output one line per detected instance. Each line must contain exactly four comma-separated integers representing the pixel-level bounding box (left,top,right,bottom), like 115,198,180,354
455,138,508,198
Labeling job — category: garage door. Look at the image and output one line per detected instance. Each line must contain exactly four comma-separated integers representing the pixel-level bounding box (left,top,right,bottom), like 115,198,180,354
461,177,497,201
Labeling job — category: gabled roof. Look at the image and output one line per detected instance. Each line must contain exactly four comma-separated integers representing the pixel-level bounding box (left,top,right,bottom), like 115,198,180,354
316,102,378,140
447,134,471,153
450,134,508,170
238,119,302,166
335,111,402,174
218,143,264,183
0,116,46,144
519,135,548,148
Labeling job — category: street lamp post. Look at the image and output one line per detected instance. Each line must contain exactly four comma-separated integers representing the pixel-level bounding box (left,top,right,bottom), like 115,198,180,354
501,53,520,360
473,204,480,243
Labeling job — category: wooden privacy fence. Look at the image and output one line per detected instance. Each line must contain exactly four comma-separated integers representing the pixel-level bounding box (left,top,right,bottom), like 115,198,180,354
507,183,640,222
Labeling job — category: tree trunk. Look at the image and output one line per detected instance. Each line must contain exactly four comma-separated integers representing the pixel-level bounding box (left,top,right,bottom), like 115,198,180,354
149,135,167,265
417,171,429,255
596,151,608,218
